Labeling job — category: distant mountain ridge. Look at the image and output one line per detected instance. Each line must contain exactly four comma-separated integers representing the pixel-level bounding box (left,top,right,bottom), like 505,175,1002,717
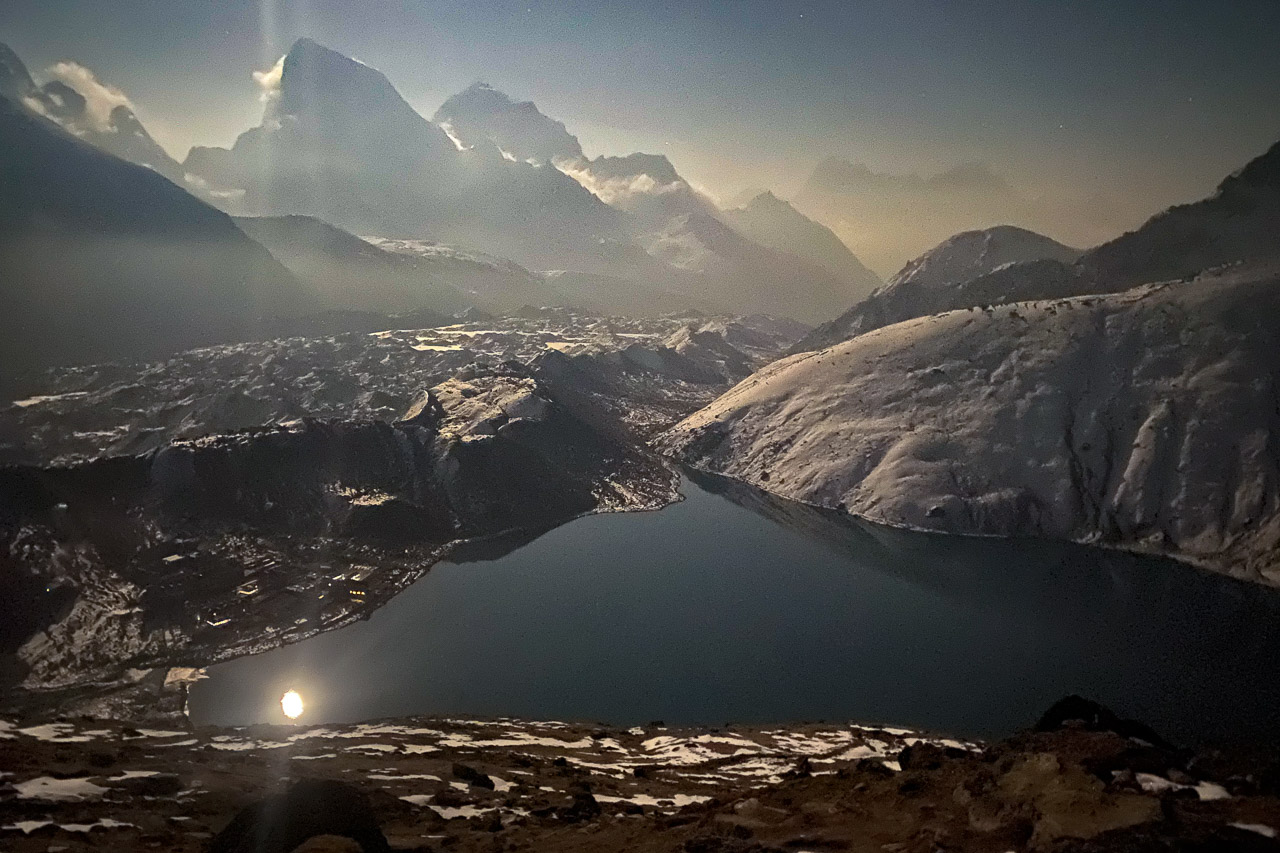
0,44,188,188
793,225,1080,351
181,39,624,276
2,38,888,326
793,140,1280,353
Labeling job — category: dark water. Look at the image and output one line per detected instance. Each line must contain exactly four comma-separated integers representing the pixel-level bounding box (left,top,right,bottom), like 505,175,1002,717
189,473,1280,745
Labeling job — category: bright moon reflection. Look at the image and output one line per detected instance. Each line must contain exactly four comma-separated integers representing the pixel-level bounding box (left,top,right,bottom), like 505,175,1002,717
280,690,304,719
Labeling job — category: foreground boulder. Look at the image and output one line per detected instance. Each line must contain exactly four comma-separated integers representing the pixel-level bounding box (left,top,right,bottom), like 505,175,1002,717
210,779,393,853
660,264,1280,584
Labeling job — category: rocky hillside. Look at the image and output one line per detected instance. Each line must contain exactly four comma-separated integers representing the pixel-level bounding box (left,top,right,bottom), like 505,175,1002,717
0,363,676,700
1080,139,1280,287
661,264,1280,585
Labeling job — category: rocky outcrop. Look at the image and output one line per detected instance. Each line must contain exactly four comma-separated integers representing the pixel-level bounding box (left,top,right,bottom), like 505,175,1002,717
660,264,1280,584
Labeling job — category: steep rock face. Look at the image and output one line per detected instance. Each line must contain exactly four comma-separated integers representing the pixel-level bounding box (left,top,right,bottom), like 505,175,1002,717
794,226,1080,352
0,95,308,377
107,367,668,539
661,264,1280,584
723,191,882,301
0,42,35,100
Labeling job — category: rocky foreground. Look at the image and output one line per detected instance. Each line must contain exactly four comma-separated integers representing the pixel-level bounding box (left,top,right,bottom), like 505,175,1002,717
1,700,1279,852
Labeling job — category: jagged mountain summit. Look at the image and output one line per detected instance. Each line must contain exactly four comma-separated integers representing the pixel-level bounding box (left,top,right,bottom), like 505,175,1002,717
661,262,1280,585
724,190,882,300
0,94,307,378
182,38,623,274
432,81,583,163
426,77,882,320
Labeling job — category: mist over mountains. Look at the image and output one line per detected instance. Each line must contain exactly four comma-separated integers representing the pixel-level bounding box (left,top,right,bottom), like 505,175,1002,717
3,33,1278,383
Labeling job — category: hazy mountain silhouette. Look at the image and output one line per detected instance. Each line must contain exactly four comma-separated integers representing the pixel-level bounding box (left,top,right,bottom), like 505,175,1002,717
794,139,1280,352
0,95,307,378
724,191,882,301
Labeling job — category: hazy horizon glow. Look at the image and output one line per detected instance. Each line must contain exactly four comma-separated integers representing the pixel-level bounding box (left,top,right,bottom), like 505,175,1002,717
4,0,1280,271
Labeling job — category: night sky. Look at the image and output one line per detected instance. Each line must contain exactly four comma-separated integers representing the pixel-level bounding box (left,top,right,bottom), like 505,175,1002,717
4,0,1279,243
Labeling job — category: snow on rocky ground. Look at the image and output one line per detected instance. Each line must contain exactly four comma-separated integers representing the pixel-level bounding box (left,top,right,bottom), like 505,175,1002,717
4,709,1277,853
661,263,1280,585
0,311,801,465
0,713,968,849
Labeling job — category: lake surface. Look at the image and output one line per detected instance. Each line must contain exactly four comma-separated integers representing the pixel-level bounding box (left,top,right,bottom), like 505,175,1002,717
189,473,1280,745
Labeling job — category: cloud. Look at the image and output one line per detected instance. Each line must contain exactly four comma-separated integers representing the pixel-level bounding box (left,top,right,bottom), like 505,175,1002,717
43,61,132,132
557,160,686,205
252,55,285,102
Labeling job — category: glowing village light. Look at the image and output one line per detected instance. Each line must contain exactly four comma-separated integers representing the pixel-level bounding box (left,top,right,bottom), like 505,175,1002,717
281,689,304,720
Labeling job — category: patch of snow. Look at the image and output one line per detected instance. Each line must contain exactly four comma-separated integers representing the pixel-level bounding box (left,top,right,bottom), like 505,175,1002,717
596,793,711,808
57,819,136,833
14,776,108,801
431,805,496,820
1231,823,1277,838
134,728,188,739
368,773,441,782
13,392,89,407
